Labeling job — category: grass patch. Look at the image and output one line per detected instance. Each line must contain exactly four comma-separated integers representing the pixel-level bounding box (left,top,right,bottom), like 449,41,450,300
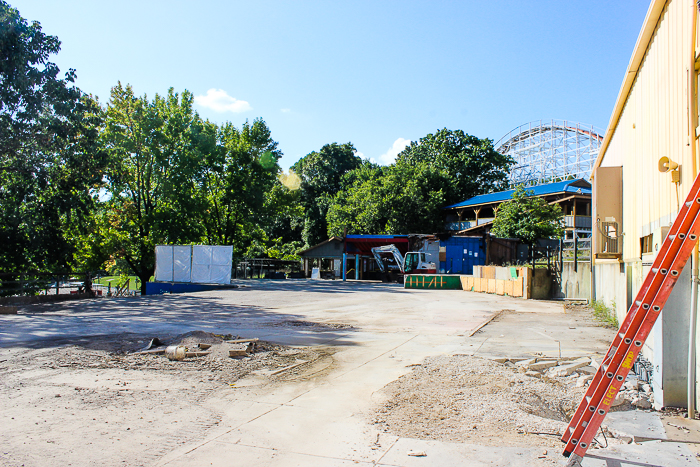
93,275,151,292
591,300,619,329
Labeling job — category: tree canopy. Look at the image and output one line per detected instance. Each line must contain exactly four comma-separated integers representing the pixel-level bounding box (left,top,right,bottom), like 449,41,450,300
202,118,283,248
98,84,214,293
490,186,564,244
326,129,513,237
291,142,361,246
0,1,107,286
0,2,524,295
97,84,295,293
395,128,513,202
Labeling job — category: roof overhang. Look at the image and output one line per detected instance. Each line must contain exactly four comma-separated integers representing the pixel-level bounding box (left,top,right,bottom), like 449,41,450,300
299,235,413,257
457,221,494,235
444,190,590,212
345,236,410,255
297,236,343,256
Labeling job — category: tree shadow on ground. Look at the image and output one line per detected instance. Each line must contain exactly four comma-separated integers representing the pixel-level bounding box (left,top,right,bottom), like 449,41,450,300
231,279,410,294
0,293,360,349
585,454,665,467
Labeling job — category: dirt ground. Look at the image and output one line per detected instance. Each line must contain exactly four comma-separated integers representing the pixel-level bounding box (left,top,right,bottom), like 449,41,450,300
371,355,583,448
1,283,664,466
0,331,334,467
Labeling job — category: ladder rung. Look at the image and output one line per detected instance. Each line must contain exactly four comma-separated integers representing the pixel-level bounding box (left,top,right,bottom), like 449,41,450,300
564,169,700,460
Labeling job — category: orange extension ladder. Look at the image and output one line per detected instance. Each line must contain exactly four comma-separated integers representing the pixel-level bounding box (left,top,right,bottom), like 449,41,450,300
562,171,700,465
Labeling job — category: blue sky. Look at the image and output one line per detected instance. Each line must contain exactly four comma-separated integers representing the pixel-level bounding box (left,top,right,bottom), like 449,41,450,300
13,1,648,169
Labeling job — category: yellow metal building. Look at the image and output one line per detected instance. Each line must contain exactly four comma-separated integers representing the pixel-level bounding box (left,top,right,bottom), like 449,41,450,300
593,0,699,409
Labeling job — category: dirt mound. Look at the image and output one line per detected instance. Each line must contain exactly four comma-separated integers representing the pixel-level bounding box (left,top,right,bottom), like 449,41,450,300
32,332,332,387
272,320,354,330
371,354,584,447
170,330,226,347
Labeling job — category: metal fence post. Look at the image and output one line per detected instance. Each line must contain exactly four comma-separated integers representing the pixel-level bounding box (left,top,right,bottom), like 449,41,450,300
574,236,578,272
342,253,347,281
559,238,564,272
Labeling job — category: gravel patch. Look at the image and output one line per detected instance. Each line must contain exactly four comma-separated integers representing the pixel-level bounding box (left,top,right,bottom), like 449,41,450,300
371,354,586,448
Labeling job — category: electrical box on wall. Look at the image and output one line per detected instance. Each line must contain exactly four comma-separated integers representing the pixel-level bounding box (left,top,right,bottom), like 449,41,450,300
643,226,670,263
652,226,670,255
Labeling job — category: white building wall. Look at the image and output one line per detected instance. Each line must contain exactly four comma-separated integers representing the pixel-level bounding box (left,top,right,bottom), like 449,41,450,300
594,0,696,408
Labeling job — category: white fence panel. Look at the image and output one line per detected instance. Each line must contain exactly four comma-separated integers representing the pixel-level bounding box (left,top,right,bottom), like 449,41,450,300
191,245,212,283
173,246,192,282
192,245,232,284
211,246,233,284
156,245,232,284
154,245,173,282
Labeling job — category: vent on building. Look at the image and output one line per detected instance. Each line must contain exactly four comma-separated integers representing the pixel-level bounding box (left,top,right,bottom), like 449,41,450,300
599,220,620,254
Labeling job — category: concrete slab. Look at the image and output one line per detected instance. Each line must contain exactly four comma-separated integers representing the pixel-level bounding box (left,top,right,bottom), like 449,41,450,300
472,307,612,359
159,439,378,467
377,437,546,466
605,410,667,440
581,441,699,466
214,404,383,462
0,280,635,466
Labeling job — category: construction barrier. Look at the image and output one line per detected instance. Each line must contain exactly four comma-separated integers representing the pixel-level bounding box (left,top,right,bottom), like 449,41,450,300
460,275,525,298
403,274,463,289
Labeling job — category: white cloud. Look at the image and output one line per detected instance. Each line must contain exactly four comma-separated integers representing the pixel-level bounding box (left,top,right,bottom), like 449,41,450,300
377,138,411,165
281,108,291,113
194,89,252,113
355,150,381,164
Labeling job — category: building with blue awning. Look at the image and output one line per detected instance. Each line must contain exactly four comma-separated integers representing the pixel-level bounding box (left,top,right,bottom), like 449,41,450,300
443,178,592,239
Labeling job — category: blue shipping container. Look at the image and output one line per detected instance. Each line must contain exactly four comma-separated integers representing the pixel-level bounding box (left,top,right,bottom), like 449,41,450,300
439,237,485,275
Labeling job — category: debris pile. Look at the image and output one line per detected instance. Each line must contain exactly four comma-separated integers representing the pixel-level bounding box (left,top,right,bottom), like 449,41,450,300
372,354,652,449
615,377,653,409
38,331,332,385
496,356,653,410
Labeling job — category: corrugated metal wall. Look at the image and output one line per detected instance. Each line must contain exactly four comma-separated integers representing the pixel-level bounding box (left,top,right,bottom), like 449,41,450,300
600,0,694,259
595,0,698,409
439,237,485,275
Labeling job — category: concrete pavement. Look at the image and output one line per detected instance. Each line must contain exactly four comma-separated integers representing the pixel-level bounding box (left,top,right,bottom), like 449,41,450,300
2,280,698,466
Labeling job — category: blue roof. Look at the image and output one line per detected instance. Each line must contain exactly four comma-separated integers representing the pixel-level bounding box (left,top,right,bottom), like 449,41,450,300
444,179,592,210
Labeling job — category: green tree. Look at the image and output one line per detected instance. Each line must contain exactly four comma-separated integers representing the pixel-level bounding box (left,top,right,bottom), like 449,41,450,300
101,83,213,294
326,129,513,236
0,1,107,293
326,162,387,236
201,118,284,253
395,128,513,203
258,181,304,245
292,142,361,246
491,186,564,244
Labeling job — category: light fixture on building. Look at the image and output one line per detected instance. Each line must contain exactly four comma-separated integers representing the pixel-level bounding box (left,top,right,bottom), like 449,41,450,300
658,156,680,183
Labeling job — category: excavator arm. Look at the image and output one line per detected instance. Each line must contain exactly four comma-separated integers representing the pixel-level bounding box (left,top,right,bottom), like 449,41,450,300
371,245,405,273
